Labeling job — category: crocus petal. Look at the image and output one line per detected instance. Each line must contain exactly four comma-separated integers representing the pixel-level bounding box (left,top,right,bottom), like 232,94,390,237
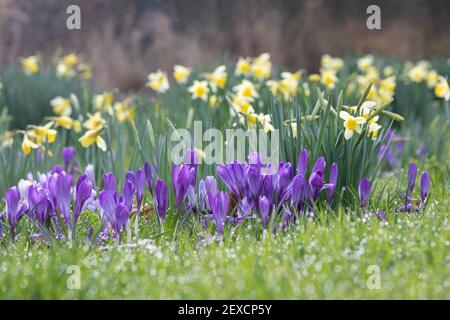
358,178,371,209
420,172,430,205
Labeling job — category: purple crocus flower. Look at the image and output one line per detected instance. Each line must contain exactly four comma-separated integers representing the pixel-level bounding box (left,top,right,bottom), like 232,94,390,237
276,162,293,204
61,147,76,170
217,162,246,197
125,171,135,185
291,173,308,209
144,161,153,196
375,211,387,220
25,184,49,225
85,164,96,185
420,172,430,205
48,172,73,228
358,178,371,209
74,175,93,225
98,190,130,239
122,179,135,211
309,171,323,201
207,191,229,235
261,174,275,205
247,165,261,198
135,168,145,216
199,176,218,211
327,163,338,203
297,149,309,176
172,164,195,209
312,157,326,174
5,187,21,240
103,172,117,193
155,179,168,221
259,196,271,229
407,163,417,198
238,196,254,219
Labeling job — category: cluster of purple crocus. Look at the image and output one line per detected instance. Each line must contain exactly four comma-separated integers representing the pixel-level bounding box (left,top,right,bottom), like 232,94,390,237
0,147,96,241
357,162,430,219
152,149,339,235
1,145,431,242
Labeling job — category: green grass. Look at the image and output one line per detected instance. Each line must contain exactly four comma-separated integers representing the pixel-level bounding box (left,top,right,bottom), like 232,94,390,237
1,175,448,299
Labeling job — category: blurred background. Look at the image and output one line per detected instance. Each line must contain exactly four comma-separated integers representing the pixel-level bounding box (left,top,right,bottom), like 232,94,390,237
0,0,449,91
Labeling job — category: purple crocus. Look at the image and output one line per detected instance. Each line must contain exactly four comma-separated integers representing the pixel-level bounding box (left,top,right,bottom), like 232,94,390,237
420,172,430,205
48,172,73,228
199,176,218,211
25,185,49,225
135,168,146,216
247,165,261,198
207,191,229,235
122,179,135,211
61,147,76,170
172,164,195,209
358,178,371,209
407,163,417,200
259,196,271,229
98,190,130,239
327,163,338,202
74,175,93,225
5,187,21,240
276,162,293,204
297,148,309,176
291,174,308,210
155,179,168,221
103,172,117,193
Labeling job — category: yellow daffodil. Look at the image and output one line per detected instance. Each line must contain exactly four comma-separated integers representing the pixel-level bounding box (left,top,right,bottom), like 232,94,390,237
173,65,191,84
251,53,271,80
79,128,107,151
266,80,280,96
61,53,79,67
233,79,259,101
232,95,254,114
93,92,114,114
209,95,218,107
20,55,39,75
147,70,170,93
257,113,275,132
339,111,366,140
1,131,14,147
206,65,228,90
308,73,321,82
357,55,374,71
114,101,136,122
426,70,439,88
321,70,338,89
28,122,57,144
321,55,343,72
56,62,76,78
22,133,39,154
383,66,394,77
50,97,72,116
46,116,81,133
235,57,251,76
434,76,450,101
188,80,209,101
407,61,429,82
83,112,105,131
368,122,382,140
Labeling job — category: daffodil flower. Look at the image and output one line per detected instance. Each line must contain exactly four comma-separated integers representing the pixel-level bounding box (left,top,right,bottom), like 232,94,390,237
20,55,39,75
147,70,170,93
83,112,105,131
235,57,251,76
173,65,191,84
188,80,209,101
50,97,72,116
233,80,259,101
321,70,338,89
79,128,107,151
205,65,227,90
22,134,39,154
339,111,366,140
